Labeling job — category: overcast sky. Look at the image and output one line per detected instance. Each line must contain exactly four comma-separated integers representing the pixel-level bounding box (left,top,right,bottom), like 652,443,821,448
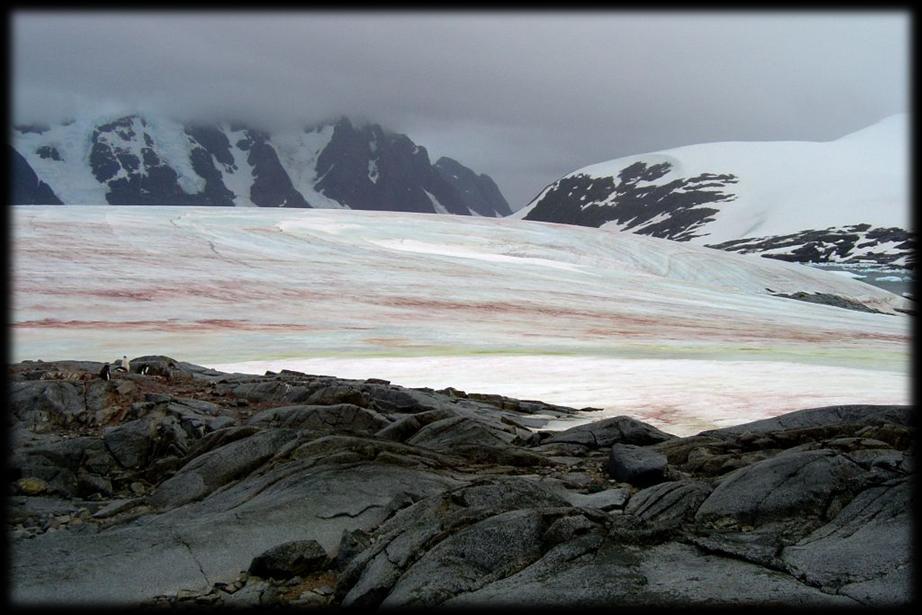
12,11,909,209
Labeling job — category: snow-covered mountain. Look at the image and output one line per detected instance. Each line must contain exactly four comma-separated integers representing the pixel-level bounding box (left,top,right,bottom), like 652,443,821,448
514,114,912,268
10,114,511,216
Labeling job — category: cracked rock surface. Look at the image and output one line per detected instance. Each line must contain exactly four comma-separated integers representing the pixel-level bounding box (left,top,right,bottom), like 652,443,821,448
7,357,912,606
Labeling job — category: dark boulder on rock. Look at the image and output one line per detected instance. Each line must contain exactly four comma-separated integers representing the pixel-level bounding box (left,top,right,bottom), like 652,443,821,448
694,448,869,527
379,509,558,607
247,403,389,435
10,380,85,432
606,443,668,487
405,415,509,451
701,404,912,437
248,539,329,580
304,385,370,407
103,419,154,469
544,415,676,450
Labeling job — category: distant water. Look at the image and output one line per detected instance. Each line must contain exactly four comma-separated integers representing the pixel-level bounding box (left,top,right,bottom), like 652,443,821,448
807,263,913,299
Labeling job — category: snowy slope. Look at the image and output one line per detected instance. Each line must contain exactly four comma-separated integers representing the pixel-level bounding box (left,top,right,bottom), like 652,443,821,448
219,124,257,207
517,115,910,266
271,124,348,209
14,117,111,205
11,206,909,435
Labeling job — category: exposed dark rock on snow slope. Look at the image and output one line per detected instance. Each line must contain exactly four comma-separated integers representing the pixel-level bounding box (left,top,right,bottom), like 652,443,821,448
9,357,911,606
708,225,915,269
10,144,63,205
522,160,740,241
515,114,912,268
11,114,510,216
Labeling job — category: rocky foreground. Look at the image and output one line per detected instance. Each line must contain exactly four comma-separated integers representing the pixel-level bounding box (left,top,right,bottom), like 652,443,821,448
8,357,913,606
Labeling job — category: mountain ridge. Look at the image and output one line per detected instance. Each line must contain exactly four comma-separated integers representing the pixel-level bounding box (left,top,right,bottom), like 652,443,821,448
11,113,512,217
515,114,911,268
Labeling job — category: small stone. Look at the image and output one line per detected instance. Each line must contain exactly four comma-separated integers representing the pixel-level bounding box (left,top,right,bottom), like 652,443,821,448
194,593,220,604
287,576,303,587
292,592,326,607
12,526,30,539
16,477,48,496
130,481,147,496
92,498,142,519
576,487,631,510
561,472,595,489
215,581,240,595
116,381,137,396
314,585,334,596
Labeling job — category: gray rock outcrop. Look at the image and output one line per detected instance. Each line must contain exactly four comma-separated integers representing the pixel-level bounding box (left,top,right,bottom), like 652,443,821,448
7,357,911,607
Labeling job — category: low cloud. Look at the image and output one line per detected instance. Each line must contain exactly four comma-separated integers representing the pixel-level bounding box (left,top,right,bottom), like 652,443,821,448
12,11,908,208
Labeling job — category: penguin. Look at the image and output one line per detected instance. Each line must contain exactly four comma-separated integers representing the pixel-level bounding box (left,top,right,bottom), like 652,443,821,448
121,355,131,372
99,364,111,381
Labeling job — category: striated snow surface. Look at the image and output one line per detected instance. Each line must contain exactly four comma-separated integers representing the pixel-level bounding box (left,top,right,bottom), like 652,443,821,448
12,206,909,435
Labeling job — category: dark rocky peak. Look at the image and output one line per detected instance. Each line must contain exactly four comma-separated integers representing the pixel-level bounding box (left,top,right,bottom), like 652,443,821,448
525,161,738,240
94,115,141,141
707,225,915,269
434,156,471,178
36,145,61,161
244,129,311,208
315,119,436,213
10,145,62,205
618,160,671,185
381,132,433,178
184,124,235,167
10,112,510,215
14,123,51,134
183,123,237,208
89,115,203,206
435,157,512,217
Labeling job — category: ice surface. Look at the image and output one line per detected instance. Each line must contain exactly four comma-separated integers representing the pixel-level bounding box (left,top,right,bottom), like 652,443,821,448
208,356,908,437
11,206,909,435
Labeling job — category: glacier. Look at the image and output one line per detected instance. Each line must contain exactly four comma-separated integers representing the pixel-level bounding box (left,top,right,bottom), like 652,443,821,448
11,206,909,436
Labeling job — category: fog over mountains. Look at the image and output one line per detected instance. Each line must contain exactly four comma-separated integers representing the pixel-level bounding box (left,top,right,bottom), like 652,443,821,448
11,113,511,217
